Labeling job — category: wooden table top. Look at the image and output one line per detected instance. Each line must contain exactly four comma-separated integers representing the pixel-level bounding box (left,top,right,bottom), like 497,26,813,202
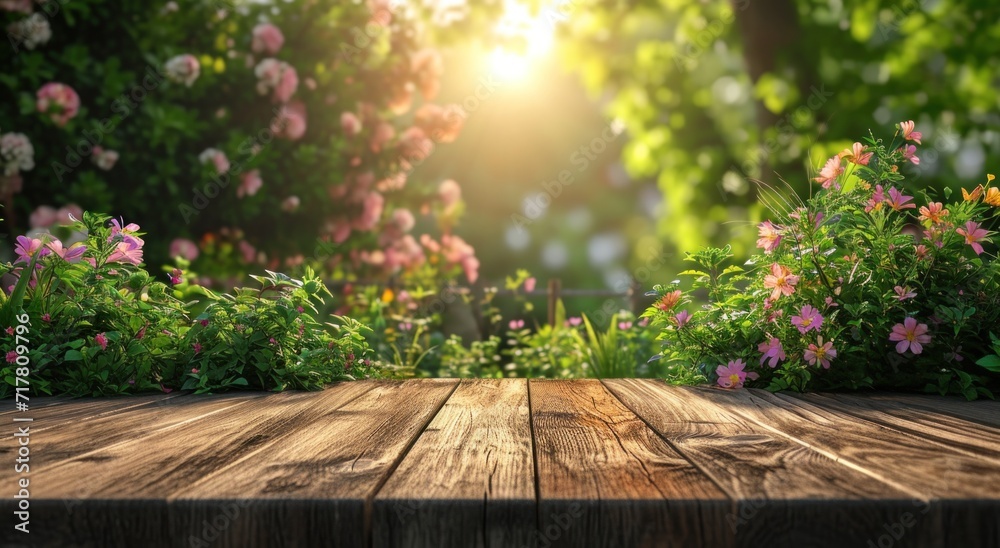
2,379,999,547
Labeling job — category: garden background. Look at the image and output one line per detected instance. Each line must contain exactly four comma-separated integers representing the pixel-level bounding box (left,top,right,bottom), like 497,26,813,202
2,0,999,393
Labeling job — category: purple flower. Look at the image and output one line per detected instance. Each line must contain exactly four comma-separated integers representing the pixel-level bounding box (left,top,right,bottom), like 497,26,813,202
791,304,824,334
757,337,786,368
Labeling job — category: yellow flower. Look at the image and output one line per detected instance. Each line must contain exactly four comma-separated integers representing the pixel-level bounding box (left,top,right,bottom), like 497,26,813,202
381,288,395,304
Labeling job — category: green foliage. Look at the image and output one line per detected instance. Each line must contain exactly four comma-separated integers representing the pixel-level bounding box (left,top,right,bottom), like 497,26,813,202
0,213,377,397
644,124,1000,398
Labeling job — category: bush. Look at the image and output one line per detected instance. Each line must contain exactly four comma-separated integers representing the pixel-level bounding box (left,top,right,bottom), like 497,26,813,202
0,212,376,397
644,122,1000,399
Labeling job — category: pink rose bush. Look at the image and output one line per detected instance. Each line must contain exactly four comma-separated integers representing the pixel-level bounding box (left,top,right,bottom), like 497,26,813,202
645,121,1000,398
251,23,284,55
164,54,200,87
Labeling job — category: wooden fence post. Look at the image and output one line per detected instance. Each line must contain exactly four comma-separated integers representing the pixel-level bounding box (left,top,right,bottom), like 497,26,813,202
547,278,561,327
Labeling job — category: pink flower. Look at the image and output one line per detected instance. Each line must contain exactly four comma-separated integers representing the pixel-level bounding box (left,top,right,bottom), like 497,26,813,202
414,103,465,143
0,0,33,14
1,132,34,176
5,351,18,363
411,48,443,100
269,337,277,345
791,304,823,334
369,121,395,153
95,333,108,351
282,195,301,212
272,101,307,140
673,310,691,328
438,179,462,209
914,244,929,260
169,238,199,261
886,187,916,211
524,277,536,293
108,218,143,246
251,23,284,55
193,342,202,354
200,319,209,327
198,148,230,174
813,155,843,189
841,142,872,166
618,321,633,330
35,83,80,126
899,120,922,144
566,317,582,327
509,319,525,330
29,206,58,228
5,327,13,335
91,147,119,170
440,234,479,283
191,368,200,374
391,208,415,232
803,337,837,369
14,235,50,263
341,112,362,137
164,54,200,87
824,296,838,308
899,144,920,165
108,239,144,265
45,240,86,263
254,58,298,103
756,221,782,253
56,204,82,225
237,170,263,198
956,221,990,255
352,191,384,231
238,240,257,264
889,317,931,354
656,290,682,312
893,286,916,301
865,184,885,213
716,359,758,389
398,126,434,164
170,268,184,285
757,337,786,368
763,263,799,300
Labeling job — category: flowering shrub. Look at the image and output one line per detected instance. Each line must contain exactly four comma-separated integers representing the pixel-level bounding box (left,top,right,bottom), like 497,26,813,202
0,212,376,397
645,122,1000,399
2,0,476,295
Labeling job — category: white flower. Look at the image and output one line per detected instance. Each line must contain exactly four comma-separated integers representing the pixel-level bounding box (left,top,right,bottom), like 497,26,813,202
164,54,201,87
8,13,51,50
0,132,35,176
92,148,119,171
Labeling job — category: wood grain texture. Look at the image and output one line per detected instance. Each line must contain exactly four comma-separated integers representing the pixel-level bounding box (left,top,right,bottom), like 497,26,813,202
11,383,375,548
790,391,1000,464
737,388,1000,547
372,379,535,548
603,380,918,548
867,392,1000,428
174,379,458,548
530,379,731,548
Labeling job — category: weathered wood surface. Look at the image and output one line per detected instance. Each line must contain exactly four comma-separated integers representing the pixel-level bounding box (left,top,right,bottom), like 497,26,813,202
3,380,1000,548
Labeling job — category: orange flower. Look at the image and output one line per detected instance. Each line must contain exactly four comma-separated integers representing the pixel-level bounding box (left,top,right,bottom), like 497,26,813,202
917,202,949,224
984,187,1000,207
962,185,984,202
656,290,682,312
762,263,800,300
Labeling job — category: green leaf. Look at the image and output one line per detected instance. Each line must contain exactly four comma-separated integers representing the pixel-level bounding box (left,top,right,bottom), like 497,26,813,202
975,355,1000,372
64,350,84,362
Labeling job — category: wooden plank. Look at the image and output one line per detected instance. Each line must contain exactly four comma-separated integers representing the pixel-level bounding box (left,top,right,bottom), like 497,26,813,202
0,391,183,424
9,382,376,548
603,380,922,548
730,388,1000,547
172,379,458,547
0,392,259,474
790,392,1000,464
530,379,731,548
372,379,535,548
867,392,1000,428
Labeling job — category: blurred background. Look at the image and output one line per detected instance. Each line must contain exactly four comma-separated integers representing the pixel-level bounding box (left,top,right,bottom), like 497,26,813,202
3,0,1000,326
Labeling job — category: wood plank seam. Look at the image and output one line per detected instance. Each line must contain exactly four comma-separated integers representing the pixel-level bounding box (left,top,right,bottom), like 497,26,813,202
599,379,735,502
526,378,543,545
366,379,461,548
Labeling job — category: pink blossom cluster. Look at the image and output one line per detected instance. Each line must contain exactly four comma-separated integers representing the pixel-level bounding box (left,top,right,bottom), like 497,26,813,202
35,83,80,127
1,131,35,176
